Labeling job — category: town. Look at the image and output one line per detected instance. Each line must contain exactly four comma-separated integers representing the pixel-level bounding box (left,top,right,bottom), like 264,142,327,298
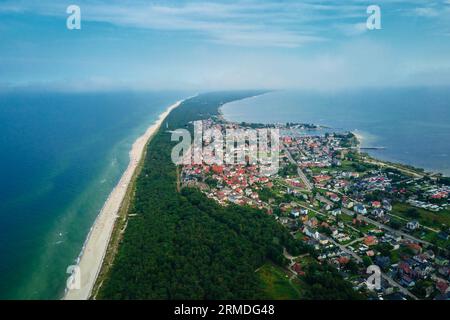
180,116,450,300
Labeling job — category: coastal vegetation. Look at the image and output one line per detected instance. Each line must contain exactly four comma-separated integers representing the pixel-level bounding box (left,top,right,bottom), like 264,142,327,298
97,92,363,300
176,101,450,300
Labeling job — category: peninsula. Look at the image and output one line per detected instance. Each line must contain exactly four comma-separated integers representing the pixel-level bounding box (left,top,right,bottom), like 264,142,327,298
92,92,450,300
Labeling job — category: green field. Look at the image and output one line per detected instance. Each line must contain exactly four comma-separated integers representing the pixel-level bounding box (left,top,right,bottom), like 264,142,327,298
392,203,450,229
413,228,450,249
257,263,303,299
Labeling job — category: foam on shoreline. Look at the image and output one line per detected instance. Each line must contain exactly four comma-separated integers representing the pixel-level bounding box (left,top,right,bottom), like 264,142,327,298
63,99,185,300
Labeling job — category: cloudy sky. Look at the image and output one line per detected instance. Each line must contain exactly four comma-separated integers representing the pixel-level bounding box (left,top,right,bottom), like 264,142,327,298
1,0,450,91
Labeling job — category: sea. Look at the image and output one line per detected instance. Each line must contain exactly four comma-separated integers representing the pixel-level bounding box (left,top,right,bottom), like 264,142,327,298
222,87,450,177
0,90,187,299
1,87,449,299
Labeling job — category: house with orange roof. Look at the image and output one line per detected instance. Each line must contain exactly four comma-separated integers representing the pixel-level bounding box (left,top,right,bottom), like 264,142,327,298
364,236,378,246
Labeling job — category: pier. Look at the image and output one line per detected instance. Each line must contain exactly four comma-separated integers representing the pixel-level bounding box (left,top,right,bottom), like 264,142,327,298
360,146,386,150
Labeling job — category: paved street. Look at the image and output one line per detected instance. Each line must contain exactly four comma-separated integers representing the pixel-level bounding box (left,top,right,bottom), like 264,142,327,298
283,144,313,191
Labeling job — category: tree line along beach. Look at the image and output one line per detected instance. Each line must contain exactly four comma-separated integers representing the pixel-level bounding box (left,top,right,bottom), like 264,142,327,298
89,92,450,300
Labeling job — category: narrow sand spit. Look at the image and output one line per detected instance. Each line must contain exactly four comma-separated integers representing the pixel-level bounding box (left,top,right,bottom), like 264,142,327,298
64,99,183,300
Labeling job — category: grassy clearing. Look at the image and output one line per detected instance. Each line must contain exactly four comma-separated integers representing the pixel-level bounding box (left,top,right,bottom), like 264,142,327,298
257,262,303,300
393,203,450,229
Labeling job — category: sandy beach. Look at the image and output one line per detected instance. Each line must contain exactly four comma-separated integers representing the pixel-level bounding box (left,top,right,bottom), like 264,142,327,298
64,99,183,300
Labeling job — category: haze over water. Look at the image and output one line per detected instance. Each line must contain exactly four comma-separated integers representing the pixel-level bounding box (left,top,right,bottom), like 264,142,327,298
222,88,450,177
0,91,186,299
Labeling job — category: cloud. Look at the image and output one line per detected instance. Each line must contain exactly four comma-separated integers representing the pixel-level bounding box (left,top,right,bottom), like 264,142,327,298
412,7,440,17
1,0,450,91
80,1,341,47
401,0,450,18
0,0,373,47
336,22,368,36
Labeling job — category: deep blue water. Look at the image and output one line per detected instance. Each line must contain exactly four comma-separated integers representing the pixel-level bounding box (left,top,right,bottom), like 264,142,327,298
222,88,450,176
0,91,186,299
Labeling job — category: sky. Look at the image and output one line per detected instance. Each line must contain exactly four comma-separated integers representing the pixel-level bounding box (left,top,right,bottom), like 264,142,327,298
1,0,450,91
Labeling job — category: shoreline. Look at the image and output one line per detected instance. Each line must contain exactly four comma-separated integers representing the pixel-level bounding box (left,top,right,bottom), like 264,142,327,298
217,91,270,121
351,130,364,148
64,99,184,300
220,100,445,179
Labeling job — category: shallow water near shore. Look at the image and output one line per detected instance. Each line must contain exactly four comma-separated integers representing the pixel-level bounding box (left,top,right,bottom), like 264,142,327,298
222,87,450,176
0,91,186,299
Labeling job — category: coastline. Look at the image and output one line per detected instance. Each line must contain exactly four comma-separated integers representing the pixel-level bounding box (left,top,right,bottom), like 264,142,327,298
64,99,184,300
351,130,364,148
219,89,450,178
217,91,270,119
220,100,444,179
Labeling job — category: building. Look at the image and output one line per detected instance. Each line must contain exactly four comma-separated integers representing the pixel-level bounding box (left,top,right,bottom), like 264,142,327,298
364,235,378,246
354,204,367,215
406,220,420,231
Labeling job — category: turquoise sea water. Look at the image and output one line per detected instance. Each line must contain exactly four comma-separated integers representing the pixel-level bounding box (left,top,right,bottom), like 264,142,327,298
222,88,450,176
0,91,186,299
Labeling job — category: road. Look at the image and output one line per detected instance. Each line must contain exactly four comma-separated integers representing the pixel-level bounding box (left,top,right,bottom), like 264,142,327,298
385,211,439,233
319,186,441,234
283,144,313,191
325,235,418,300
325,236,363,263
343,207,432,245
281,195,419,299
282,249,310,282
343,237,365,248
362,158,425,179
381,274,418,300
316,193,434,247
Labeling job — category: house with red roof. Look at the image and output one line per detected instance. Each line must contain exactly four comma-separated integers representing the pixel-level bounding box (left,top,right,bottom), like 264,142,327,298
313,175,332,184
364,236,378,246
292,263,305,276
398,261,412,275
338,256,350,265
371,201,382,208
436,280,449,294
283,136,293,144
259,177,269,183
407,242,422,255
212,165,224,174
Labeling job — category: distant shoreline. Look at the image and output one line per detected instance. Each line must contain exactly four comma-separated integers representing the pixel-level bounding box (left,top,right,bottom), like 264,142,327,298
64,99,184,300
219,98,445,179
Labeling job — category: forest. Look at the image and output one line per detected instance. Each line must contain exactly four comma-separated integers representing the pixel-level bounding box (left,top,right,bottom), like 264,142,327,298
98,92,360,300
